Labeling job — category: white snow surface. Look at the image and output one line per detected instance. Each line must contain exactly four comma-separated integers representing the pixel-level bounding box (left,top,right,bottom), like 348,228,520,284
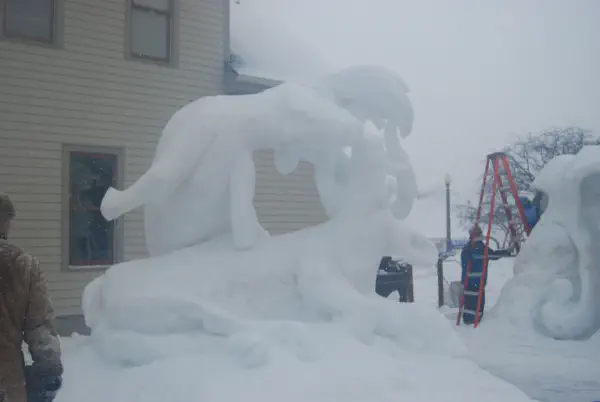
77,66,537,401
491,145,600,340
429,258,600,402
57,258,600,402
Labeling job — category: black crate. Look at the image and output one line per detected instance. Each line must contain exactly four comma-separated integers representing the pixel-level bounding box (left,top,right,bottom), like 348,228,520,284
375,256,414,303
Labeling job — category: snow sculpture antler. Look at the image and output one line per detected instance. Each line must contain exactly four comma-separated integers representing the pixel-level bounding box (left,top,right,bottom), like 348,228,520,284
100,66,417,256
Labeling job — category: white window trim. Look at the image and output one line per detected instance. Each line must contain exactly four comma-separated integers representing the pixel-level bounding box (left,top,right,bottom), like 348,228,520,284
61,144,125,272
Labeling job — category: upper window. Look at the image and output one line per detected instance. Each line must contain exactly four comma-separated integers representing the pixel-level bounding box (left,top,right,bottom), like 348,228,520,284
2,0,55,43
65,148,122,269
129,0,173,63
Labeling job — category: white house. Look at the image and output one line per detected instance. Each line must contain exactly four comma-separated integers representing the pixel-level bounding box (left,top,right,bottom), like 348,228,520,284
0,0,326,334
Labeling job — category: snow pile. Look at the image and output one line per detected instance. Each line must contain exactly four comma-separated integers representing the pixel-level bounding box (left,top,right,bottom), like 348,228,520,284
84,210,448,366
71,66,536,402
491,146,600,340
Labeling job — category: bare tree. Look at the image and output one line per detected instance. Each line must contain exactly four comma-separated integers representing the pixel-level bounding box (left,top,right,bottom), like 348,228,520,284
457,127,596,237
504,127,594,190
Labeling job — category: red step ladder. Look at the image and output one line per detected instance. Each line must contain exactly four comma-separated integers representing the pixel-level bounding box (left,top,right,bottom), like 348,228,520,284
456,152,531,328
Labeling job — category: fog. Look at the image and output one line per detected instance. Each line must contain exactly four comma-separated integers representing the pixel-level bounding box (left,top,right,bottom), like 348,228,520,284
232,0,600,236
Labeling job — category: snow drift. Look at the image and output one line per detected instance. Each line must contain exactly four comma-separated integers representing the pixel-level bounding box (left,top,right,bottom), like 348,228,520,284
71,66,535,402
492,146,600,340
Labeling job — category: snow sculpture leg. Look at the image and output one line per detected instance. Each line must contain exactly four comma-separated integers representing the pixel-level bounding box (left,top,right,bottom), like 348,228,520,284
384,126,418,220
101,131,205,222
313,152,343,217
229,152,269,249
273,145,301,175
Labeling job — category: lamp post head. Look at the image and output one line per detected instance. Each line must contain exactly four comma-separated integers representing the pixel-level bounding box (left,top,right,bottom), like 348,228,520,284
444,174,452,186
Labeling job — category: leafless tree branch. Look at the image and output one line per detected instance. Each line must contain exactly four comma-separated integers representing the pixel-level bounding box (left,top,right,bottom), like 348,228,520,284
457,126,596,233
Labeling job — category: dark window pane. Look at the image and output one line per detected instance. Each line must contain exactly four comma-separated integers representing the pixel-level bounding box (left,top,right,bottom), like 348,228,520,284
68,152,118,267
4,0,54,42
131,7,169,60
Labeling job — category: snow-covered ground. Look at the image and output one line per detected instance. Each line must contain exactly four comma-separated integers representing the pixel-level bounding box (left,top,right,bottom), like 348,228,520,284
414,257,600,402
53,257,599,402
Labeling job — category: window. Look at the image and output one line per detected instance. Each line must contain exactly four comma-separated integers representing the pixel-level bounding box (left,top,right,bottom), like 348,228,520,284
2,0,55,43
129,0,172,62
64,147,123,269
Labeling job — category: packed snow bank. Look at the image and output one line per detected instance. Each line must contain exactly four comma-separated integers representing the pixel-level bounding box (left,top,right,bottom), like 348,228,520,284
84,210,448,367
57,333,535,402
62,258,538,402
491,146,600,340
77,226,536,402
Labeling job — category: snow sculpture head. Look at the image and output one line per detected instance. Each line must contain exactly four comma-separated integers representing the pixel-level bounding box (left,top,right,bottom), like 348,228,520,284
492,146,600,340
318,66,414,138
100,65,419,256
314,65,418,219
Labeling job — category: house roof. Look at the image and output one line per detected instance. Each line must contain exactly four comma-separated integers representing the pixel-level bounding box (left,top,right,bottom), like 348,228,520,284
227,52,282,86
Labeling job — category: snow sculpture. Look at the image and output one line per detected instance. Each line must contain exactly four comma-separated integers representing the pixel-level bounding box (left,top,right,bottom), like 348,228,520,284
74,67,538,402
83,123,446,368
100,66,417,255
83,64,450,362
492,146,600,340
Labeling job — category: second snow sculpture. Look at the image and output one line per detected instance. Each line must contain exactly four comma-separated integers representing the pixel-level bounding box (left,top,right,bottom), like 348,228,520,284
492,146,600,340
100,66,417,255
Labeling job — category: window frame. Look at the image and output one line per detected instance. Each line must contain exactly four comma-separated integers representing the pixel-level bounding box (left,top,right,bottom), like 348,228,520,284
61,144,125,272
126,0,177,66
0,0,62,45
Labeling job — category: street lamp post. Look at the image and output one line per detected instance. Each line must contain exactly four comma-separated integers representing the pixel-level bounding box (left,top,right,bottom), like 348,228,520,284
437,174,452,308
445,174,452,252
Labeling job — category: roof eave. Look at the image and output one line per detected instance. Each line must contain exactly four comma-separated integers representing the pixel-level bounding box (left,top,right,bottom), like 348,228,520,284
236,73,283,87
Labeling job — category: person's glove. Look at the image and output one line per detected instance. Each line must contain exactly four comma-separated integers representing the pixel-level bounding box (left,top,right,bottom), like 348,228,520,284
25,365,62,402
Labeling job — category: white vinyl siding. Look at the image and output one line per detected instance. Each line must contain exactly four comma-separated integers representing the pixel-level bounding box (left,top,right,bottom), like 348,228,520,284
0,0,226,316
253,150,328,234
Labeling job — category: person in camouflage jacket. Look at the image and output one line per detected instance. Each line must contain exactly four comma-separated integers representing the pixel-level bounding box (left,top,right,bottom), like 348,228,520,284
0,194,63,402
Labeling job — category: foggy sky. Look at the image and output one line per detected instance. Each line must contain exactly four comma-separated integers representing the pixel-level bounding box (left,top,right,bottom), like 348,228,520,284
231,0,600,237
